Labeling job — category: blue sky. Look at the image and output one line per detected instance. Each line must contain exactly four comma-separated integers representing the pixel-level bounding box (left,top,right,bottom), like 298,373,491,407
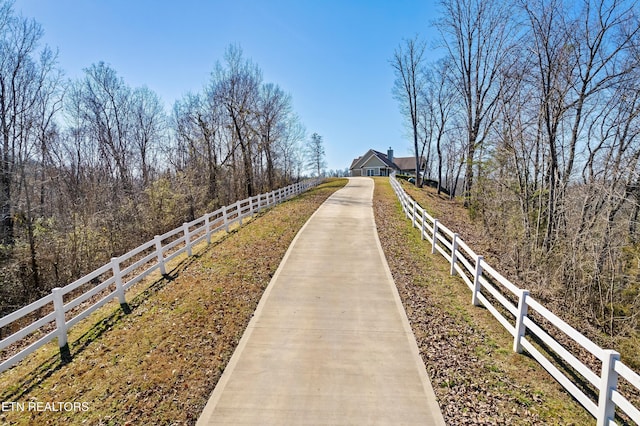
13,0,441,171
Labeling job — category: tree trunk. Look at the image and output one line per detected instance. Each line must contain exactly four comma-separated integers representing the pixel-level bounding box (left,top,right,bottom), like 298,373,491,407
1,129,14,247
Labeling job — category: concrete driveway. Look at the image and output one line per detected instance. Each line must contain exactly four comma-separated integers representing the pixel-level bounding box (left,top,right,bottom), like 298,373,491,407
197,177,445,425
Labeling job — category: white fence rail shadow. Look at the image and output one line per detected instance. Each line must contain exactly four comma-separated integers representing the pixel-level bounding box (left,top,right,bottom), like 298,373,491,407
0,179,321,374
389,174,640,426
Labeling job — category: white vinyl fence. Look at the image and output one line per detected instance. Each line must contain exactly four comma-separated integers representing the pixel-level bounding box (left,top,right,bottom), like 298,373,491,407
0,179,320,374
389,174,640,426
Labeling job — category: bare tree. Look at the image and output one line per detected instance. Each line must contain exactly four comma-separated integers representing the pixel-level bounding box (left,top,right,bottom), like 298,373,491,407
173,92,222,205
423,58,458,195
418,71,435,181
213,45,262,198
0,1,63,306
256,83,293,190
437,0,515,205
277,117,306,182
68,62,134,192
0,2,55,247
305,132,326,177
131,86,166,187
14,52,63,297
391,36,427,186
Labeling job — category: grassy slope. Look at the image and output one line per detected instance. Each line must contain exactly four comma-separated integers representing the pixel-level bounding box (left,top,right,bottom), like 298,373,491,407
0,179,347,426
372,177,593,425
1,176,602,425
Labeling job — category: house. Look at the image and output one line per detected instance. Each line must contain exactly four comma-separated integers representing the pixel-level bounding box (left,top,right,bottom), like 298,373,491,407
349,148,425,177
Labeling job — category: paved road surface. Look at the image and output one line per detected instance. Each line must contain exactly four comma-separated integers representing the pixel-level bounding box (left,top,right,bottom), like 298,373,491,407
197,177,445,425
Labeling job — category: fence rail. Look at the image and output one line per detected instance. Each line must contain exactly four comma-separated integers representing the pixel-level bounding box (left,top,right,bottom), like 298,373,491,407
389,174,640,426
0,179,320,374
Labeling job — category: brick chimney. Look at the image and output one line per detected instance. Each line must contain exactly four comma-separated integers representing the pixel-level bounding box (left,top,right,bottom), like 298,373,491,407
387,147,394,163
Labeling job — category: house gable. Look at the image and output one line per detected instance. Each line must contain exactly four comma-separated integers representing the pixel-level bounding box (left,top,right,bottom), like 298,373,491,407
360,153,387,168
350,149,376,170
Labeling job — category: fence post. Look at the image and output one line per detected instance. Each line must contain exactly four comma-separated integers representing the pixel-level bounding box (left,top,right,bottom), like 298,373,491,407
111,257,126,306
421,210,426,241
205,214,212,244
52,287,71,362
223,205,229,232
183,223,192,256
472,255,484,306
154,235,166,275
237,201,243,225
432,219,439,254
513,289,530,353
450,233,459,275
597,350,620,426
412,201,417,228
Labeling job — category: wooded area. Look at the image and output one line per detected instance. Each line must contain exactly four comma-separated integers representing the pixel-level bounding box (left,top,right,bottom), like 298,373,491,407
0,1,321,317
393,0,640,341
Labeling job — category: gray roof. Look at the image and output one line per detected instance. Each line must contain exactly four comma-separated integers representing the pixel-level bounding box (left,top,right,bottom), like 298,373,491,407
393,156,425,171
